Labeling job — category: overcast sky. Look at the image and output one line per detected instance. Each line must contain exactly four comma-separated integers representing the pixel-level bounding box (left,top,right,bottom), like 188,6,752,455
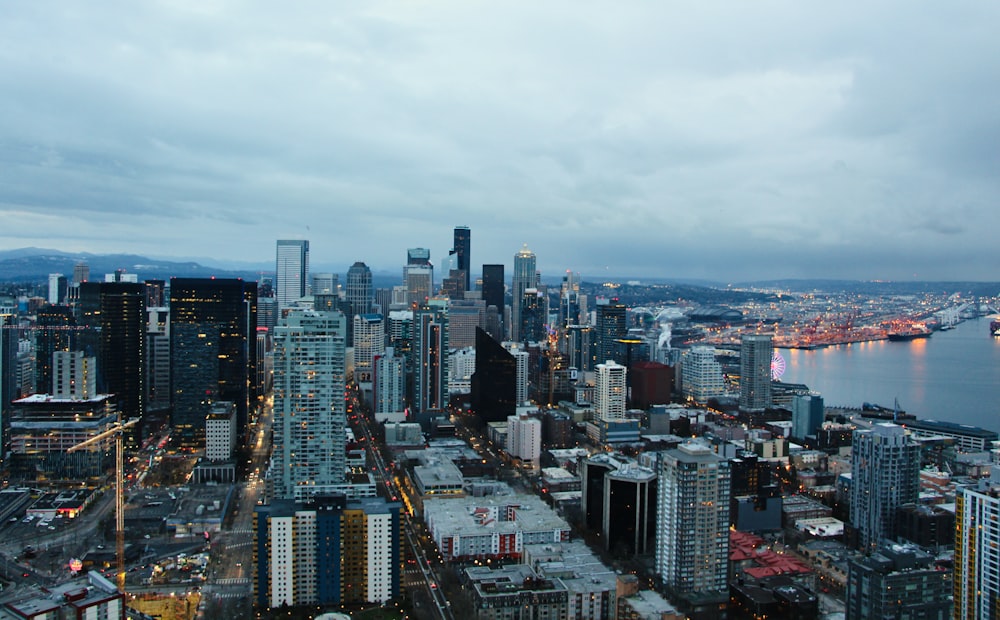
1,2,998,282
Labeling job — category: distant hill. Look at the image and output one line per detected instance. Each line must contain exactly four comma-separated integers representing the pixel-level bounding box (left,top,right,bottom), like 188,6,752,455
740,278,1000,297
0,248,261,282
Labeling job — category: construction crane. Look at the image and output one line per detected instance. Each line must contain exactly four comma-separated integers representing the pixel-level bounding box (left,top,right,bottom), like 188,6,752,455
67,411,139,593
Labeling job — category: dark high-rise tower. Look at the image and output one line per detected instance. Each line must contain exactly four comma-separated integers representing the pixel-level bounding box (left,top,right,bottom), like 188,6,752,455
169,278,256,449
34,305,77,393
481,264,505,340
470,327,517,424
595,298,627,364
77,282,147,436
450,226,471,293
739,334,773,411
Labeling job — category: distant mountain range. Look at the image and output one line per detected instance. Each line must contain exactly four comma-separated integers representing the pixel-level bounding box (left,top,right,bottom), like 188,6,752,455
0,248,262,282
0,248,995,298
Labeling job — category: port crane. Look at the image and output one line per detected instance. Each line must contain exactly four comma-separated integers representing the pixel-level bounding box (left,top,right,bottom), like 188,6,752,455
67,411,139,593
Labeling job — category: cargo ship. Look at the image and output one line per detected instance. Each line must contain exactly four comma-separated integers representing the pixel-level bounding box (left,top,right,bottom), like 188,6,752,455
887,324,932,341
991,319,1000,337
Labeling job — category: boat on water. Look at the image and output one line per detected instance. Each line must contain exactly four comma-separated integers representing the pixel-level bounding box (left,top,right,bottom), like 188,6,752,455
887,326,932,341
991,319,1000,337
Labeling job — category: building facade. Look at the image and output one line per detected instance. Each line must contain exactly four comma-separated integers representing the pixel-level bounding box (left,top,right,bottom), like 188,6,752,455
275,239,309,311
850,423,920,552
253,495,400,609
739,334,773,411
271,310,347,500
954,469,1000,620
655,443,731,608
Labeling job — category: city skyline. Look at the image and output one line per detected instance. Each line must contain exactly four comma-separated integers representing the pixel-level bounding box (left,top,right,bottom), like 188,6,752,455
2,4,999,281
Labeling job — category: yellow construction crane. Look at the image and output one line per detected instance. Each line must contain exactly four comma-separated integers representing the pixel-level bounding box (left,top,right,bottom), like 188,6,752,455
67,411,139,593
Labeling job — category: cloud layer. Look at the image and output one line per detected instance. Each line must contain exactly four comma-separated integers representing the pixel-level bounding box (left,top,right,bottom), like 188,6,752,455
1,2,998,281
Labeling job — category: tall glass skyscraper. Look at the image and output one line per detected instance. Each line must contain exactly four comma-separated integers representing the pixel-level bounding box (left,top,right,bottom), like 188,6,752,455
511,244,536,343
739,334,773,411
345,261,373,341
275,239,309,310
450,226,471,293
169,278,256,449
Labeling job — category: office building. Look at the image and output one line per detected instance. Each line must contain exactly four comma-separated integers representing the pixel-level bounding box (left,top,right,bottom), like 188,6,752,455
205,401,236,462
146,306,171,414
78,281,147,436
846,544,951,619
450,225,471,293
582,454,657,556
518,287,547,343
682,346,725,403
594,360,626,422
413,300,448,412
275,239,309,311
447,299,486,349
656,443,731,609
471,328,517,424
48,273,67,305
566,324,596,372
630,361,674,409
403,263,433,309
739,334,773,411
502,342,530,406
954,468,1000,620
169,278,256,449
34,304,77,395
511,244,536,342
595,298,627,364
791,393,824,440
72,261,90,285
311,272,337,296
272,309,347,500
481,263,505,340
253,494,400,609
352,313,384,385
850,423,920,552
345,261,373,340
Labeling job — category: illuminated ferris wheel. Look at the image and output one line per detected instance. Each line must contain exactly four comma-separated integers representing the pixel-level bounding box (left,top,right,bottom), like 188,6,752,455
771,351,786,380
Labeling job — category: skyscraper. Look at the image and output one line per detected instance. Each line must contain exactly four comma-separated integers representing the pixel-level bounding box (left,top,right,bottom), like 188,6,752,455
656,443,731,609
169,278,256,449
595,298,627,364
352,313,384,386
481,264,505,340
470,328,517,424
791,393,824,440
272,309,347,499
682,346,725,403
275,239,309,310
77,281,147,436
595,360,626,422
511,244,536,342
850,423,920,552
34,305,76,394
374,347,405,417
953,468,1000,620
413,300,448,413
345,261,373,341
739,334,773,411
450,226,471,293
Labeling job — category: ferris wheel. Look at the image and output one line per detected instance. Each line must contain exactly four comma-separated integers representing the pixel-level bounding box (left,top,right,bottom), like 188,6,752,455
771,351,786,380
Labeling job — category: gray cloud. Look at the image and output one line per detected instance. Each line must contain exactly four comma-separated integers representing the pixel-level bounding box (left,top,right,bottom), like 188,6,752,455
0,1,998,281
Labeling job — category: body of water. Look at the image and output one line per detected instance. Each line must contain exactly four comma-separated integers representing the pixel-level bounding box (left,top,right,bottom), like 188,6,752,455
779,317,1000,433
